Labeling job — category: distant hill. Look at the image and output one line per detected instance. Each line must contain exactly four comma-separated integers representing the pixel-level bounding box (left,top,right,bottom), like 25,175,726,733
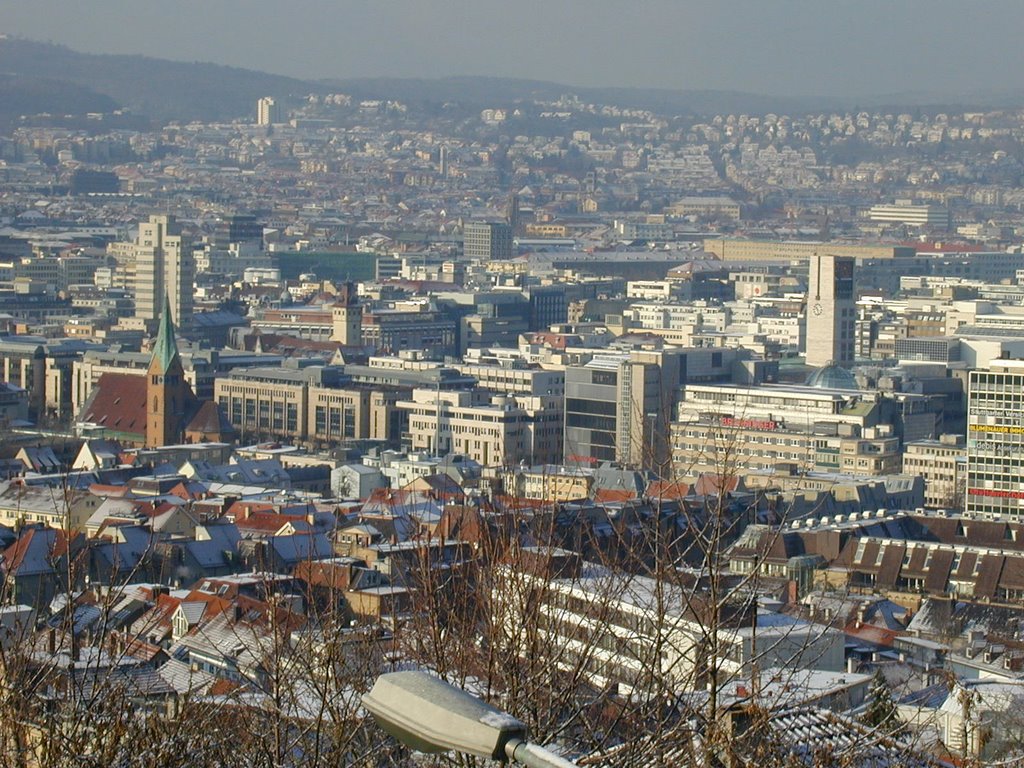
2,37,1023,127
325,76,1024,116
1,38,826,124
0,38,312,123
0,73,118,127
322,75,827,116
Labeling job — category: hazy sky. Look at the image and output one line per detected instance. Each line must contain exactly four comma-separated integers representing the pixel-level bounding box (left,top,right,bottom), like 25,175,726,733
5,1,1024,98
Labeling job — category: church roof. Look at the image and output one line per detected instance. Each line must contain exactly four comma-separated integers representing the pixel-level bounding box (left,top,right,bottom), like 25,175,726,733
151,295,180,375
78,373,147,441
185,400,235,438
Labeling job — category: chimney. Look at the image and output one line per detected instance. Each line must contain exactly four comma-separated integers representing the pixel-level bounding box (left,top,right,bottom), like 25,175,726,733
785,580,798,605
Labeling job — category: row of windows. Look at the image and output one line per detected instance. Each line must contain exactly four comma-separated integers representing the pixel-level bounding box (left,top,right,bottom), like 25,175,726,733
566,398,616,417
405,407,516,423
222,396,299,432
566,413,616,433
314,405,356,439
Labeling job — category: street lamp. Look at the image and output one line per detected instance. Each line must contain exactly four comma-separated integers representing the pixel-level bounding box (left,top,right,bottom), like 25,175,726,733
362,671,578,767
646,411,657,473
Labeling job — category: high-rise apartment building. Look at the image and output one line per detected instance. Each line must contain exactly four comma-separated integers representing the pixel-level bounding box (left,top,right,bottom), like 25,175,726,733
134,215,194,331
438,145,449,178
256,97,281,126
806,254,856,368
966,360,1024,518
463,221,513,261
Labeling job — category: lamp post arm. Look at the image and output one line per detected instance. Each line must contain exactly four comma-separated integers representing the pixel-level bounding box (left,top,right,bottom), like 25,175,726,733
505,738,579,768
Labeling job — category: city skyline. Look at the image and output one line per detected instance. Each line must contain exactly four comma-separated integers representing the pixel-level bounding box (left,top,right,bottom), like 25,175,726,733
6,1,1024,100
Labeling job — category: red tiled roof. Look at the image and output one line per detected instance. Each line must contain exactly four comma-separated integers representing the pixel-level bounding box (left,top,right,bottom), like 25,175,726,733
226,501,274,520
366,488,419,506
167,481,207,501
593,488,637,503
236,513,307,533
120,636,165,662
80,373,147,439
525,331,579,350
694,473,740,496
843,621,902,648
645,480,693,500
3,528,71,571
185,400,235,438
208,678,242,696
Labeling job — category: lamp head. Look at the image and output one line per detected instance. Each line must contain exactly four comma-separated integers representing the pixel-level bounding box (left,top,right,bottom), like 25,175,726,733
362,671,527,760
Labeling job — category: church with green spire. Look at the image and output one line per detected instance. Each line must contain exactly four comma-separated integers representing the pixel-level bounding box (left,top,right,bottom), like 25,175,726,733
77,297,235,448
146,295,191,447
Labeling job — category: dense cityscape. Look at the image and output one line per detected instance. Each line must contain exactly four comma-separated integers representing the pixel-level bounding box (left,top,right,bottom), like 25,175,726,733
4,24,1024,768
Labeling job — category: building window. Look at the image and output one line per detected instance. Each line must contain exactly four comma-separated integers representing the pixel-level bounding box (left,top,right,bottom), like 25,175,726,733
854,540,867,564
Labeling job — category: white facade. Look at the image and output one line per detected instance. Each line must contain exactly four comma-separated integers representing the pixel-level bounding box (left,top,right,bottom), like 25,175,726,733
134,215,194,329
500,561,844,696
455,363,564,397
966,360,1024,518
398,388,562,467
256,97,281,126
867,203,950,228
806,254,855,368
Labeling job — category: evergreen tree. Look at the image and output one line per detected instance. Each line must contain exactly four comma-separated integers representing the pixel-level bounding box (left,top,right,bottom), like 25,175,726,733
863,669,907,739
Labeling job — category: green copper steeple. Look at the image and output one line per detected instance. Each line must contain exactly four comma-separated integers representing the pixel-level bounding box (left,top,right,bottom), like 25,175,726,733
151,294,180,374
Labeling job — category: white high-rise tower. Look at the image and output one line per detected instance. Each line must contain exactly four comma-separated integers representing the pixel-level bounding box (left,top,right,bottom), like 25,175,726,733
133,215,194,331
256,97,281,126
805,253,855,368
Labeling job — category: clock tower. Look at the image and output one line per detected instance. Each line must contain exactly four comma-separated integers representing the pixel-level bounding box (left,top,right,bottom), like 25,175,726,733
805,253,855,369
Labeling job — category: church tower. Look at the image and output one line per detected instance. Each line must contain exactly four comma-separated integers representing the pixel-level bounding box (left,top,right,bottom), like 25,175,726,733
331,281,362,345
146,295,191,447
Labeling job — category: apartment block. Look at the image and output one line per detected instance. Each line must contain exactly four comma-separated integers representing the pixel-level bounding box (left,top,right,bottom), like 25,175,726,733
966,360,1024,518
397,388,562,467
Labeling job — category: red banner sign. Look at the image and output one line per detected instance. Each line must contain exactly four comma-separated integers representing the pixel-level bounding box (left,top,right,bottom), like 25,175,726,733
721,417,778,431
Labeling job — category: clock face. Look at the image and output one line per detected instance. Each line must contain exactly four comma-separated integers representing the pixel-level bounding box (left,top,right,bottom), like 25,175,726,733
812,303,823,316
